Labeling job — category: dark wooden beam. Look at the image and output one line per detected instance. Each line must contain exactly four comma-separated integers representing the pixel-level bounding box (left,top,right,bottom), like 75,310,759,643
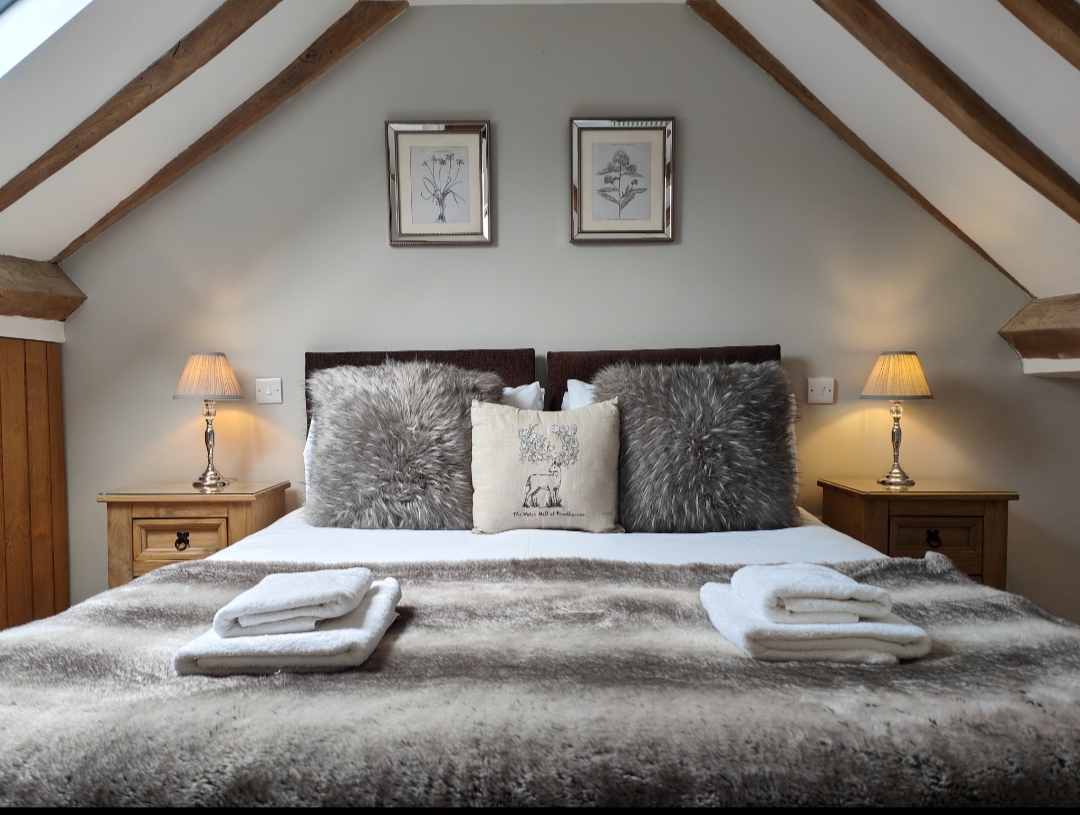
815,0,1080,227
999,0,1080,73
686,0,1030,295
0,255,87,321
0,0,284,215
53,0,408,262
999,292,1080,359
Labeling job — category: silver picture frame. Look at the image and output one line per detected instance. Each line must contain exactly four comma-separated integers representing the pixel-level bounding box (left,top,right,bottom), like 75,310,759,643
386,121,492,245
570,117,674,243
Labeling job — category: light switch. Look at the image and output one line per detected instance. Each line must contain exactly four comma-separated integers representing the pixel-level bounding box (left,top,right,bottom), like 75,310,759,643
807,377,836,404
255,377,282,404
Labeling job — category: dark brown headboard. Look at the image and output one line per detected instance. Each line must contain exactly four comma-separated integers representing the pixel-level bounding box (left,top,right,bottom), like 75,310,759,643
305,348,536,425
545,345,782,409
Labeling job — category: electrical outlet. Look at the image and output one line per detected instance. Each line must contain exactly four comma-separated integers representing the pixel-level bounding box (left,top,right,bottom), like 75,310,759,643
255,377,282,404
807,377,836,404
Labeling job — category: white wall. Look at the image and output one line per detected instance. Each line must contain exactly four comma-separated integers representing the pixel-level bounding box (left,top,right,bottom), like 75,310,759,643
59,4,1080,620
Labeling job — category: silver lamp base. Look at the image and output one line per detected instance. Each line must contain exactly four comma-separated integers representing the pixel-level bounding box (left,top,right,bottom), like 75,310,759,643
193,467,231,493
878,401,915,488
877,465,914,488
192,399,233,492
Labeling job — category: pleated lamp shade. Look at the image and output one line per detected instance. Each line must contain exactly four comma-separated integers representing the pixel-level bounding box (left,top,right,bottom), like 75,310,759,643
173,352,244,401
860,351,932,400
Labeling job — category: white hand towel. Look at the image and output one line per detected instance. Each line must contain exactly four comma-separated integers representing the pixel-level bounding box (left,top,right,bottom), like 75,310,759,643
730,562,892,624
175,578,401,676
700,582,929,664
213,567,374,637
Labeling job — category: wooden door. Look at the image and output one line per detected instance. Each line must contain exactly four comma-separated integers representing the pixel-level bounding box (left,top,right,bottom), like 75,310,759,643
0,337,69,630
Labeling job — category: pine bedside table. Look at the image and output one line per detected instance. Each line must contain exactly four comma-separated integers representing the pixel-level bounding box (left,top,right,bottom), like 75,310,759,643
817,478,1018,590
98,481,290,587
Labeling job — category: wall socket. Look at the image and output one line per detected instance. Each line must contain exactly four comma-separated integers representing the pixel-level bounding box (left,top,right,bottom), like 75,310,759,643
807,377,836,404
255,377,282,404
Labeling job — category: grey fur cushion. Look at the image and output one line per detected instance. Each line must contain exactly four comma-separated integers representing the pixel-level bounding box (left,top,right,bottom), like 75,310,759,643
305,360,504,530
591,361,798,533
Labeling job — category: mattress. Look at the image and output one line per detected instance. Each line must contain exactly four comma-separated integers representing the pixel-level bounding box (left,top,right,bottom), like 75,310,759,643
210,506,886,565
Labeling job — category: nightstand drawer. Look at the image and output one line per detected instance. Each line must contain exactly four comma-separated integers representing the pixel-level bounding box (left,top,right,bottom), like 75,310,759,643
132,517,227,575
100,481,289,587
818,479,1016,591
889,515,982,568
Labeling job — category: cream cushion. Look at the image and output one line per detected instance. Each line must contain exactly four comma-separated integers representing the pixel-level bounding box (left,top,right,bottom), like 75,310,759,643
471,399,622,533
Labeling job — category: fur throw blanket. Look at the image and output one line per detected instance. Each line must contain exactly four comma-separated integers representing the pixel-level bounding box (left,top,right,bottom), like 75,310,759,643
1,554,1078,806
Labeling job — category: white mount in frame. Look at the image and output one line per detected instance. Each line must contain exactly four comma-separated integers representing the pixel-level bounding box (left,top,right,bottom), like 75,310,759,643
571,118,674,243
386,121,492,245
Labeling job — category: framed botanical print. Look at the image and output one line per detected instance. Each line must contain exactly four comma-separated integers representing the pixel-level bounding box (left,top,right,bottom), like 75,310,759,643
570,118,674,243
386,121,491,245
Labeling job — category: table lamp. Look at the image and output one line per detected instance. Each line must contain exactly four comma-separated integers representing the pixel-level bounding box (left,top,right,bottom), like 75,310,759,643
174,352,244,491
860,351,933,488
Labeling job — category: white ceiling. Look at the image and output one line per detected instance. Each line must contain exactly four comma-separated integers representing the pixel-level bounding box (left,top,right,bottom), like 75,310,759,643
721,0,1080,299
0,0,364,260
0,0,92,79
0,0,1077,300
0,0,224,191
880,0,1080,182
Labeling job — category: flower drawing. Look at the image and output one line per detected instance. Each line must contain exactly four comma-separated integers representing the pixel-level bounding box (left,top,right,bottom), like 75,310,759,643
420,151,466,222
595,148,647,218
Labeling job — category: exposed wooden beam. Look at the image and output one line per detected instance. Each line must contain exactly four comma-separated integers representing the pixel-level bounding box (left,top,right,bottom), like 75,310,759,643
1000,292,1080,361
0,255,87,321
814,0,1080,227
999,0,1080,73
53,0,408,262
0,0,284,215
686,0,1030,295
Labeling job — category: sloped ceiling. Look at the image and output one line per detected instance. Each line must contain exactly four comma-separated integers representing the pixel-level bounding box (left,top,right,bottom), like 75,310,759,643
0,0,369,260
717,0,1080,301
1,0,1078,366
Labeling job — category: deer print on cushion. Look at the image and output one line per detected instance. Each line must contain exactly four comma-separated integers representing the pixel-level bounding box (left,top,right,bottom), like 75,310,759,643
519,424,579,509
524,459,562,509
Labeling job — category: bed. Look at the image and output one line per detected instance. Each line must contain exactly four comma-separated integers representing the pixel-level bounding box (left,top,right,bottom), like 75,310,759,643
1,347,1078,806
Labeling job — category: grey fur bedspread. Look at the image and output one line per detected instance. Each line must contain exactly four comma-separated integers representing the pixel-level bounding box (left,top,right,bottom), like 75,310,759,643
1,554,1078,806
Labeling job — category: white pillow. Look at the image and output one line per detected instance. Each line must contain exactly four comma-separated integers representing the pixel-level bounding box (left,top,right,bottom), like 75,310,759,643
502,381,546,411
560,379,596,411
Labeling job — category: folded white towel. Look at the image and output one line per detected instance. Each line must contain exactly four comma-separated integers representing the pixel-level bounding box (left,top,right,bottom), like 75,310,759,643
700,582,930,664
213,567,374,637
730,563,892,624
175,578,401,676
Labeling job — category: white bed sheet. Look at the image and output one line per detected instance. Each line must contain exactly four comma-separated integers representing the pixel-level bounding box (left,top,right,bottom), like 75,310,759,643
211,507,886,566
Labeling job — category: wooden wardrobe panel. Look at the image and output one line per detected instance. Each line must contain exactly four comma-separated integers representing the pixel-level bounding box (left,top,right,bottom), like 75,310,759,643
47,343,69,612
0,366,6,631
0,337,33,627
0,338,69,629
25,341,55,618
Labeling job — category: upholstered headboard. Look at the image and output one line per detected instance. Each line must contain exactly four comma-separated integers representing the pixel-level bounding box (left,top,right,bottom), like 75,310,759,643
545,345,782,410
304,348,536,425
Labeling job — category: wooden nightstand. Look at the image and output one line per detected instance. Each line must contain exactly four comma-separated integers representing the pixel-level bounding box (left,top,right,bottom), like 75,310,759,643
817,478,1018,589
97,481,290,587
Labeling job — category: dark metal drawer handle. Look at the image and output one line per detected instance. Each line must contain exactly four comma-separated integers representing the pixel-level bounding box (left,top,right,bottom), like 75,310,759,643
175,531,190,551
925,529,942,549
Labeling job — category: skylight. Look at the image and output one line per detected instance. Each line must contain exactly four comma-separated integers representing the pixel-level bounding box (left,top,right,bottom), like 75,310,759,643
0,0,93,80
